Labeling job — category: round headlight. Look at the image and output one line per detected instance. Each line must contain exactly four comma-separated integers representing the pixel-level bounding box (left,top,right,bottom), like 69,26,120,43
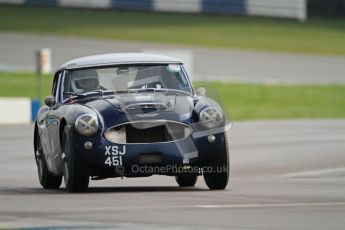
199,107,223,128
75,114,99,137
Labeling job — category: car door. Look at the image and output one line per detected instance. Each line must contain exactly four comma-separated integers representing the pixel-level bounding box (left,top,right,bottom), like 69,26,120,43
45,71,64,174
37,104,51,164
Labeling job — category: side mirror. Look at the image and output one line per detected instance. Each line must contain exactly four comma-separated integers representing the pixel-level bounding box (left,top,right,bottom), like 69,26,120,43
45,95,55,107
196,87,206,97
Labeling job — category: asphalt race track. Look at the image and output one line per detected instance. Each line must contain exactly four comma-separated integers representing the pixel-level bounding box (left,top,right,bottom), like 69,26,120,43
0,120,345,229
1,32,345,84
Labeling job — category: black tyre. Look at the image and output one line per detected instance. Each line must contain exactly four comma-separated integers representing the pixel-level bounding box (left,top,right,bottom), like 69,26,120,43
175,175,198,187
35,133,62,189
62,126,89,193
203,144,229,190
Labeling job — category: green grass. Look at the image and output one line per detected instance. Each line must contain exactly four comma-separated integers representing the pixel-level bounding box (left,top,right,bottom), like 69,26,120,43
1,71,345,121
0,72,52,102
199,82,345,120
1,6,345,56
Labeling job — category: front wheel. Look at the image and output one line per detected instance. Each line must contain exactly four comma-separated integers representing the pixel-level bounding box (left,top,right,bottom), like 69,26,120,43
203,143,229,190
35,134,62,189
62,126,89,193
175,175,198,187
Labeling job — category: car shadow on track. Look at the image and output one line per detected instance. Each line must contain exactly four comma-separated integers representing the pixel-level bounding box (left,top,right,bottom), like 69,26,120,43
0,186,209,195
86,186,208,193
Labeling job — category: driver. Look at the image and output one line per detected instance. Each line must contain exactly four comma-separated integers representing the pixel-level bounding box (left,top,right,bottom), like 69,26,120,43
71,69,99,93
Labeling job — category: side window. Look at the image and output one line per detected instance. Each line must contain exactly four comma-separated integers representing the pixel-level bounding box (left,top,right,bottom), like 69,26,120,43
62,71,72,102
51,72,60,103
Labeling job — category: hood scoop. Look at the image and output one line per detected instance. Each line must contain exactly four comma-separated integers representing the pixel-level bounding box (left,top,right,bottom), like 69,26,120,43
111,94,176,113
126,102,166,110
124,101,174,113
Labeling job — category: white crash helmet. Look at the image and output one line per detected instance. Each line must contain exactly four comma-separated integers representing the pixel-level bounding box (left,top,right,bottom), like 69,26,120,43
71,69,99,93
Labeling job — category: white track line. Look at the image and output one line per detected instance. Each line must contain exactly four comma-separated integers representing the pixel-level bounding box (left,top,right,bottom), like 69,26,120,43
196,202,345,209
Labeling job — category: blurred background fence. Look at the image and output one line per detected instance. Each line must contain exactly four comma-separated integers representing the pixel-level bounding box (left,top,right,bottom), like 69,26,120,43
5,0,345,20
0,0,307,21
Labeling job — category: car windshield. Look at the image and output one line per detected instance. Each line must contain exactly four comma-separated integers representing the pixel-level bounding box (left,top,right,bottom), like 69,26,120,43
62,64,192,101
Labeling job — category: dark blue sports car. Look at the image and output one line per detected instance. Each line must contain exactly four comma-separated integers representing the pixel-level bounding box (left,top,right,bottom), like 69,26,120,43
34,53,231,192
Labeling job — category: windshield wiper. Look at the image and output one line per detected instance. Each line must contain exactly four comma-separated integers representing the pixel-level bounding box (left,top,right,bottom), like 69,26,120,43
129,88,156,93
64,90,114,98
112,88,155,94
159,88,191,96
64,91,87,98
114,88,191,95
92,89,115,96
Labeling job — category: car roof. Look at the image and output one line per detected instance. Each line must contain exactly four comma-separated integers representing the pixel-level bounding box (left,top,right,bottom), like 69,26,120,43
58,53,182,72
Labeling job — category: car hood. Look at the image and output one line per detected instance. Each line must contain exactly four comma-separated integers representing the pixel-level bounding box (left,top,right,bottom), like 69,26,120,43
82,93,195,127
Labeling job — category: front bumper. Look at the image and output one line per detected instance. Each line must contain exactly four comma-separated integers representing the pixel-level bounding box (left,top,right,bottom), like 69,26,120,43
72,127,229,176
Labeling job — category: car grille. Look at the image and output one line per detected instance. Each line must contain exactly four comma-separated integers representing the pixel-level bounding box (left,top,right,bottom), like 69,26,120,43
104,120,192,144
